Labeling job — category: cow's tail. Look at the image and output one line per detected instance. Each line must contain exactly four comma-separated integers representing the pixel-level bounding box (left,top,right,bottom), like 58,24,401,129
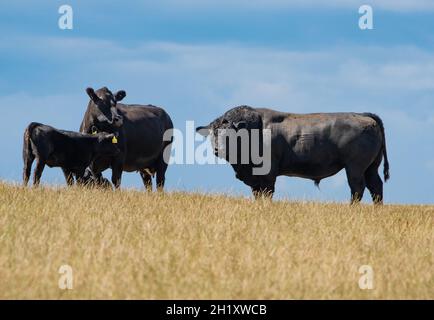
22,122,39,185
363,113,390,182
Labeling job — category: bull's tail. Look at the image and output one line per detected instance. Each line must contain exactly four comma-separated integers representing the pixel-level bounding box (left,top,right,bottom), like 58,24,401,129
363,113,390,182
22,122,39,186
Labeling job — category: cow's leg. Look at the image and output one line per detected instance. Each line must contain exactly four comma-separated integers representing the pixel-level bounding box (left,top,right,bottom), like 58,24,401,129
345,167,366,204
155,158,168,192
365,166,383,205
140,170,153,192
62,168,75,186
33,159,45,186
23,153,35,187
111,162,123,189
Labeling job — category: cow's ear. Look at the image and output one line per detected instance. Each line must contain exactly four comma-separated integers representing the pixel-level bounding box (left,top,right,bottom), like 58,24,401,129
196,125,211,137
115,90,126,102
233,121,247,130
86,87,100,104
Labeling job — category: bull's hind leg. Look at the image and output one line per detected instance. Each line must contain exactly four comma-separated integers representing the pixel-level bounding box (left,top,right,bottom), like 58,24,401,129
365,165,383,205
140,170,153,192
33,159,45,186
345,167,366,204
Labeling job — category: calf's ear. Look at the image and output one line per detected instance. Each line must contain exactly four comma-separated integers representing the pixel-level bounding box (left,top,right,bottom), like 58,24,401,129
196,125,211,137
107,134,118,144
115,90,126,102
86,87,100,104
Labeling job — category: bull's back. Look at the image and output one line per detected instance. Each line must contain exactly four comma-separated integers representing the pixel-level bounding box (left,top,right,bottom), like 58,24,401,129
260,110,382,178
264,111,379,144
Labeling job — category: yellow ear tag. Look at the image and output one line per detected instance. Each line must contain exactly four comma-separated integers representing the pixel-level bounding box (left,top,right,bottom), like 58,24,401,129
112,136,118,144
92,130,97,135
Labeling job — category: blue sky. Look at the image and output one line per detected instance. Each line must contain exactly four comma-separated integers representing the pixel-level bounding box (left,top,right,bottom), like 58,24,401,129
1,0,433,204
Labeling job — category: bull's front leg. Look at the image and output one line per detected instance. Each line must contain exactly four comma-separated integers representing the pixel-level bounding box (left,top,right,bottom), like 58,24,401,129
251,176,276,200
252,185,275,199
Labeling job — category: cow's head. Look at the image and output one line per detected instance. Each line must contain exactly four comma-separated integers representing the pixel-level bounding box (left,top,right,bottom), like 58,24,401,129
85,87,126,131
94,133,121,157
196,106,263,159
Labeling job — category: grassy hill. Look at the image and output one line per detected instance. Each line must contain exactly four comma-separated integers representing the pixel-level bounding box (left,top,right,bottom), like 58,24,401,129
0,182,432,299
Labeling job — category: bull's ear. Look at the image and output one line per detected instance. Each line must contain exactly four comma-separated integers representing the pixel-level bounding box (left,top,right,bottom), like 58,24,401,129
115,90,126,102
196,125,211,137
86,87,100,103
233,121,247,130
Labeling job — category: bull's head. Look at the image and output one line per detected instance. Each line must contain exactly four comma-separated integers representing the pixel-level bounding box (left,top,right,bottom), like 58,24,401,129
196,106,263,160
196,106,271,188
85,87,126,132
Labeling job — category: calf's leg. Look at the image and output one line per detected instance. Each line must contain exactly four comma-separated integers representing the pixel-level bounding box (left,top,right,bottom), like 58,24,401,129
75,168,87,186
62,168,75,186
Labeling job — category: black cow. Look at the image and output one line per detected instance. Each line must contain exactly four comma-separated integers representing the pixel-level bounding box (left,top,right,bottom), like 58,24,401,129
197,106,390,204
23,122,120,186
79,87,173,190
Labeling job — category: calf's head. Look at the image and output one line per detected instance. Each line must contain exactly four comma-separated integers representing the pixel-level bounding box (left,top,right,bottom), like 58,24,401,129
94,133,121,157
85,87,126,132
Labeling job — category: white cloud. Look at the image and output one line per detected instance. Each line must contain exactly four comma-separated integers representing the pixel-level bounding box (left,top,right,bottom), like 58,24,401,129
3,36,434,119
3,35,434,115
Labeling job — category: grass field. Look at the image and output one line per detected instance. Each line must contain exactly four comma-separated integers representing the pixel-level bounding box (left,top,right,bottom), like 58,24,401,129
0,182,432,299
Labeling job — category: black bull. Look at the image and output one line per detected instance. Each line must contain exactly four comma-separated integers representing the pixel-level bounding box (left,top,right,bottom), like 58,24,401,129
197,106,390,204
80,87,173,190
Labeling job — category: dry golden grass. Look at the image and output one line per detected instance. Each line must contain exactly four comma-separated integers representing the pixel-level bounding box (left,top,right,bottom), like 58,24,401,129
0,181,432,299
